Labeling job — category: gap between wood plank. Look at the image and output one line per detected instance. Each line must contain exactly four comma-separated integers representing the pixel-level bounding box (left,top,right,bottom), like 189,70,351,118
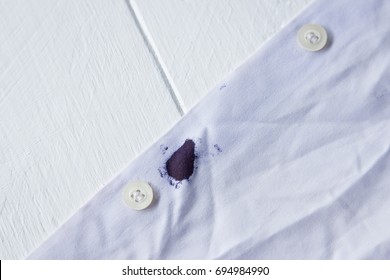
125,0,185,116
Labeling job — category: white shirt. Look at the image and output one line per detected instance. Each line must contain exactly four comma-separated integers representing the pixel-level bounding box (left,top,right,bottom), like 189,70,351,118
29,0,390,259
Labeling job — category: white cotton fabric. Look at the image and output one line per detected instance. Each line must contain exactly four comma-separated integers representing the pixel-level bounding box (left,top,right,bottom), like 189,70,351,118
29,0,390,259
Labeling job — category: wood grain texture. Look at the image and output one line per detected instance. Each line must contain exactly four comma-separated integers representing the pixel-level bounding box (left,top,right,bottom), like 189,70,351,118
130,0,314,111
0,0,181,259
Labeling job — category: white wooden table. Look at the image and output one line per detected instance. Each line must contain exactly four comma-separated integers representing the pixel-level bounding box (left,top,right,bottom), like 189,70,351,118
0,0,313,259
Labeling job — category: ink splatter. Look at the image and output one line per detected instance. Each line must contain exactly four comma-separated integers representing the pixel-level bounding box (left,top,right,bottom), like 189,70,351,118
219,84,226,90
158,166,165,178
160,145,169,154
166,139,195,181
158,139,222,188
213,144,222,153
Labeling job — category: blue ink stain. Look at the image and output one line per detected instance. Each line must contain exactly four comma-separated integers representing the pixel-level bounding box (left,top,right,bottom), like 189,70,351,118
213,144,222,153
166,139,195,181
219,84,226,90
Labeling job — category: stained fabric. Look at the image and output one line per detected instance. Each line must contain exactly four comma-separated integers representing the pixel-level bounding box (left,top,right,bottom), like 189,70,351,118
29,0,390,259
166,139,196,181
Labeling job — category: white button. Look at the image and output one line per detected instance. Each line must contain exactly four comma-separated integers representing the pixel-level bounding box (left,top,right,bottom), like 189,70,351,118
297,24,328,51
123,181,154,210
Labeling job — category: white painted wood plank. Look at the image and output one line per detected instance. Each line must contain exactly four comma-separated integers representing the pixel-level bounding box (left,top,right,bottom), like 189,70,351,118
130,0,314,111
0,0,181,259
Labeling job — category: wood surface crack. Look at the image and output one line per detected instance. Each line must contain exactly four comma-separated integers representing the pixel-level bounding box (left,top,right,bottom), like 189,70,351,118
125,0,185,116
